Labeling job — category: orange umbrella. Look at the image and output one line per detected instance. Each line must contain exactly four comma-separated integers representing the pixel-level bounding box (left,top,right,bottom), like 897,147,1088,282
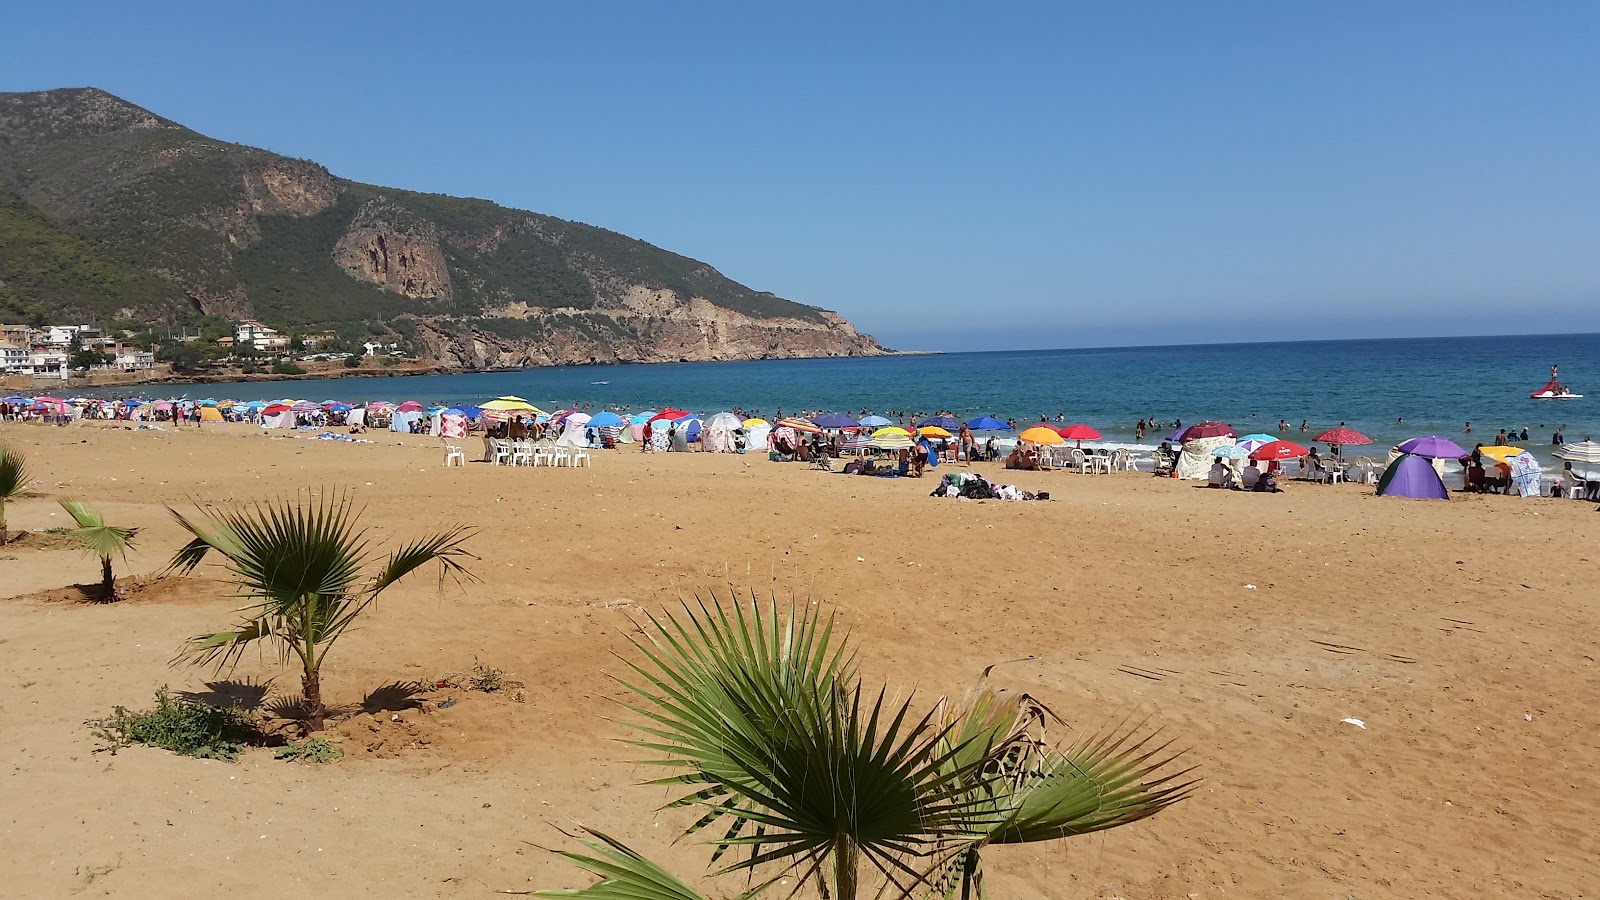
1018,426,1064,445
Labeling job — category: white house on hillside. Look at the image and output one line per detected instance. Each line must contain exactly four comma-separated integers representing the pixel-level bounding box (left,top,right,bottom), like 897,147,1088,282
236,321,289,351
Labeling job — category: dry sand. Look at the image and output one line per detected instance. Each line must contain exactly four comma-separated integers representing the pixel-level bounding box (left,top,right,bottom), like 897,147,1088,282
1,422,1596,899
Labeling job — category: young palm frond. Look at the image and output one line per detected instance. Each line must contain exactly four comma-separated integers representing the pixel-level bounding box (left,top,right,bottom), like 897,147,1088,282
0,443,30,545
59,499,138,599
928,682,1198,899
614,592,1000,900
166,489,475,732
533,828,714,900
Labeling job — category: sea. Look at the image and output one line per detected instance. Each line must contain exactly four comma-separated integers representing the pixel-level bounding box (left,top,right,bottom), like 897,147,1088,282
80,332,1600,457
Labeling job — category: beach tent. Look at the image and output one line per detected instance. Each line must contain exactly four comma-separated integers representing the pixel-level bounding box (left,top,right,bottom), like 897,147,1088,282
438,413,468,439
671,414,702,443
1178,435,1235,479
390,409,423,433
1377,453,1449,500
199,406,224,422
260,405,295,429
745,423,772,452
701,412,744,453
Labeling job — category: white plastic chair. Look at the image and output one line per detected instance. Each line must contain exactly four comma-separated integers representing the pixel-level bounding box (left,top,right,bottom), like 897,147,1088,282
551,446,571,467
510,440,533,467
441,439,465,467
1070,448,1088,473
531,442,554,467
569,446,592,468
1326,462,1345,485
490,439,513,466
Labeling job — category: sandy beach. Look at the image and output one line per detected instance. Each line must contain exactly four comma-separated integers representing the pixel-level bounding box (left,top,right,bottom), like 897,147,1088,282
1,421,1596,899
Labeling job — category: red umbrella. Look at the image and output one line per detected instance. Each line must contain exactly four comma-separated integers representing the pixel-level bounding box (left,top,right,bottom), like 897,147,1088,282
1313,426,1371,445
396,400,423,412
1056,423,1101,441
1249,440,1308,461
261,403,291,415
648,408,690,423
1180,421,1235,441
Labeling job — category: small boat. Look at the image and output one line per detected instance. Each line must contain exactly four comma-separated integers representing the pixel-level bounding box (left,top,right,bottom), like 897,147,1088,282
1530,380,1582,399
590,380,609,385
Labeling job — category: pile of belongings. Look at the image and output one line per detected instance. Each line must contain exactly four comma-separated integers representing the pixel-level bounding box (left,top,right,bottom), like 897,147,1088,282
929,472,1048,501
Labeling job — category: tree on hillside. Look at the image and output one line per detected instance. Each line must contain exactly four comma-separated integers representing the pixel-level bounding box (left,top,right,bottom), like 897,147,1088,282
167,491,475,732
59,499,138,600
156,343,206,373
533,595,1194,899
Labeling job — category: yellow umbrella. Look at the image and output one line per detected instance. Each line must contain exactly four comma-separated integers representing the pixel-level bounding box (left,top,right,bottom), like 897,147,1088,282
918,425,952,438
1476,445,1524,463
870,426,915,448
1018,426,1064,445
743,417,768,428
481,398,546,414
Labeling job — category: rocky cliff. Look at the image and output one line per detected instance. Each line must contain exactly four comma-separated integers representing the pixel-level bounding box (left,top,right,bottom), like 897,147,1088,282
0,87,887,364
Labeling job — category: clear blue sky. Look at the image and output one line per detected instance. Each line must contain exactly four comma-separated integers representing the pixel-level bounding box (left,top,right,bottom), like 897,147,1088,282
5,2,1597,351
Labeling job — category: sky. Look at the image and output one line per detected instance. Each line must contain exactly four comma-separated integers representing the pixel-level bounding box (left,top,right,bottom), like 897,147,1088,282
4,2,1598,351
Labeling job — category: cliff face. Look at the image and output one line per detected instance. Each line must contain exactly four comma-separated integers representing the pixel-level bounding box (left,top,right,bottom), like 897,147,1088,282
0,87,888,364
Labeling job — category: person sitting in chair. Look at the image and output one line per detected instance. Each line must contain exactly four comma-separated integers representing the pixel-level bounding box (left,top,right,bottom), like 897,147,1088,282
1004,445,1038,470
1242,461,1261,491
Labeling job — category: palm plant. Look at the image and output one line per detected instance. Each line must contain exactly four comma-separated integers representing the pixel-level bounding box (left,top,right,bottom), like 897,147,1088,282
0,443,29,545
59,499,139,600
535,593,1193,900
167,490,475,733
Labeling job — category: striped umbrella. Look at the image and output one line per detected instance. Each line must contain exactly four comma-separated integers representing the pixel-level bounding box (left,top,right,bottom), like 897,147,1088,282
1555,441,1600,464
778,418,822,434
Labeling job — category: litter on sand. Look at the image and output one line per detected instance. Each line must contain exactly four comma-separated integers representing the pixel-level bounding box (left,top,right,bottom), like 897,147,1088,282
1340,718,1366,729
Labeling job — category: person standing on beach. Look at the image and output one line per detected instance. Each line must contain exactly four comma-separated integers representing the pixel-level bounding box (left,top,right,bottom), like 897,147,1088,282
641,420,652,451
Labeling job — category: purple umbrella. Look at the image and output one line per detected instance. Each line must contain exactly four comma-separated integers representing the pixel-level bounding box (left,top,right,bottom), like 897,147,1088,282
1396,435,1467,459
1163,427,1188,442
1376,454,1449,500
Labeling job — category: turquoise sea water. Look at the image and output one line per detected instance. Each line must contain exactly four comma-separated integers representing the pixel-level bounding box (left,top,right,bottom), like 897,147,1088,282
90,333,1600,454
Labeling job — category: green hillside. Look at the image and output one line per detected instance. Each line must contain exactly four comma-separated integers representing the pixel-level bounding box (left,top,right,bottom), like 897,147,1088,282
0,184,189,324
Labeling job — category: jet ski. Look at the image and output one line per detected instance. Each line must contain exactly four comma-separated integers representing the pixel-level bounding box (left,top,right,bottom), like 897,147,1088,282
1530,380,1582,399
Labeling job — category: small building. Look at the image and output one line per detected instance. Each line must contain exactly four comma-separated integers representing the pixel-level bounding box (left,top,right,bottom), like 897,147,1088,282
114,349,156,371
41,324,95,346
236,321,289,351
0,343,28,374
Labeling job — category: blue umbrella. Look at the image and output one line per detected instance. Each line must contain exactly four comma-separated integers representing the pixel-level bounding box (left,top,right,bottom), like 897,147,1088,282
919,415,960,430
1164,427,1188,442
1211,444,1249,459
328,404,353,413
859,415,893,427
966,416,1009,430
813,413,860,429
587,411,625,428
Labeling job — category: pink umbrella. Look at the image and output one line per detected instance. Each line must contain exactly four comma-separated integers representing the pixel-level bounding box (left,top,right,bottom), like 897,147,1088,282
395,401,423,413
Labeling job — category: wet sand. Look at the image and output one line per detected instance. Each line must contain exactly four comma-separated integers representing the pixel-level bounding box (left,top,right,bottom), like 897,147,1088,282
1,422,1596,898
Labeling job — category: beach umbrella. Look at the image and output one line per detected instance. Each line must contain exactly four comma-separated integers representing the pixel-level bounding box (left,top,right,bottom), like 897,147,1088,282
327,404,352,413
918,425,953,438
1163,427,1188,442
1314,426,1372,446
290,400,320,412
918,415,960,430
813,413,861,429
1018,426,1065,445
869,428,914,450
966,416,1009,431
586,411,625,428
565,412,593,427
1475,445,1524,464
742,417,768,428
859,415,893,427
1249,440,1308,461
1235,434,1277,454
153,401,174,411
1376,454,1449,500
648,408,691,423
628,411,657,424
1396,435,1467,459
778,417,822,434
261,403,291,415
1211,444,1249,459
1,396,27,404
481,398,546,414
1057,423,1101,442
1554,441,1600,464
395,400,423,413
1180,421,1234,441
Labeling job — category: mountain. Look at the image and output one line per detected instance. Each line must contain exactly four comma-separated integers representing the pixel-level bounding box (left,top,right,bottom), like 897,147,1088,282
0,88,886,365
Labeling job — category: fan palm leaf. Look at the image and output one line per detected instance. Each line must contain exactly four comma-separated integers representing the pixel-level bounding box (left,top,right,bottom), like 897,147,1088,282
928,685,1197,899
615,593,1002,899
166,489,475,731
533,828,717,900
0,443,29,545
59,499,138,598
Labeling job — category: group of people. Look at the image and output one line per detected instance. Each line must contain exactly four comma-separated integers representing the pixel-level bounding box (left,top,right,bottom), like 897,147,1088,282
1208,457,1282,492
